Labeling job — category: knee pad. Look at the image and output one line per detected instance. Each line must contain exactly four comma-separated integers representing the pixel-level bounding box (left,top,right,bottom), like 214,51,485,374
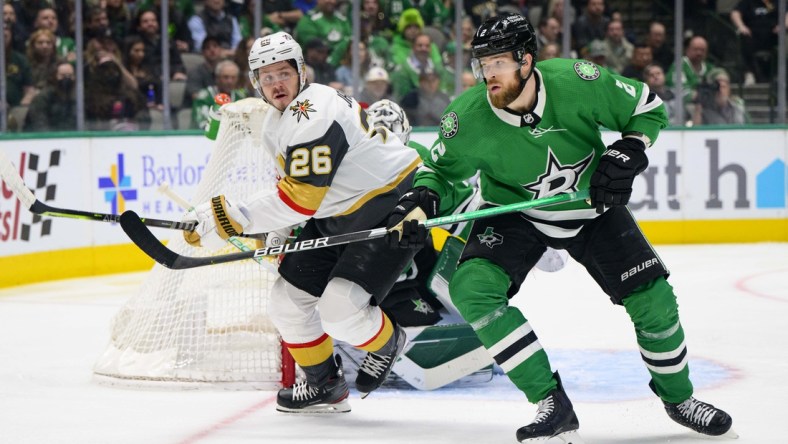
319,278,381,345
449,259,511,323
623,277,680,333
268,276,323,342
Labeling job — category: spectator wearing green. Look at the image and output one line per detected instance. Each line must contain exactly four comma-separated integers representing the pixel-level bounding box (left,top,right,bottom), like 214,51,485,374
390,32,452,100
191,60,248,130
666,35,715,99
294,0,351,52
391,9,443,67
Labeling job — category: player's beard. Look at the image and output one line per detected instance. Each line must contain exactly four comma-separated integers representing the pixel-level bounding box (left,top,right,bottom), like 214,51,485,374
488,76,523,109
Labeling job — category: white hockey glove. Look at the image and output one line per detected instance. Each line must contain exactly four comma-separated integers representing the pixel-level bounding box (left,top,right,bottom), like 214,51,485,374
261,226,293,248
183,195,251,250
534,248,569,273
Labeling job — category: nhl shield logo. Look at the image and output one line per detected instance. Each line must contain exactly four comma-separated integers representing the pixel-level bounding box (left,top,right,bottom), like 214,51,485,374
440,112,459,139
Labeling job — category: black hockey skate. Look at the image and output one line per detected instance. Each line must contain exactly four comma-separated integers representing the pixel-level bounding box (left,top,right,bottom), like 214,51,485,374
649,380,736,437
516,373,584,443
277,354,350,413
355,324,407,398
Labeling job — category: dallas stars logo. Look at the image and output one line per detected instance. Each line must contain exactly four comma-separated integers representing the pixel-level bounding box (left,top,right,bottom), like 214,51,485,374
522,147,593,199
412,298,434,315
290,99,316,122
440,112,459,139
477,227,503,248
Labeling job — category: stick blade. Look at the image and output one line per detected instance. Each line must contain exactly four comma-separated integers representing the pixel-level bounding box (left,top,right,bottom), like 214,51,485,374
120,210,180,269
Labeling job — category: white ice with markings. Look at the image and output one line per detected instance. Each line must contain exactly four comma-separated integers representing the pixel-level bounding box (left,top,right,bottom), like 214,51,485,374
1,243,786,443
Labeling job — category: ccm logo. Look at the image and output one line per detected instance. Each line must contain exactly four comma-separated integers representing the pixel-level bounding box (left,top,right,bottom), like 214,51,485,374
603,149,630,162
621,258,659,281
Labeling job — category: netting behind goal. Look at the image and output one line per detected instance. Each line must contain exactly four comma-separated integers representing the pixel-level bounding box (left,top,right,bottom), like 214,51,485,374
94,98,294,390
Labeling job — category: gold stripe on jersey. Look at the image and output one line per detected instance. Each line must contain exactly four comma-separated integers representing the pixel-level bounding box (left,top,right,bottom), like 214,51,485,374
277,176,328,215
335,156,421,217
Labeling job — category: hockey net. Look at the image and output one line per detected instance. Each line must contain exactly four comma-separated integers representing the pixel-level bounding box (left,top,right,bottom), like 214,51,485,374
94,98,295,390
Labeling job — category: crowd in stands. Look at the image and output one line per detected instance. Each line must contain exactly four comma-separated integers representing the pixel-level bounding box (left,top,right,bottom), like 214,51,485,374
3,0,785,132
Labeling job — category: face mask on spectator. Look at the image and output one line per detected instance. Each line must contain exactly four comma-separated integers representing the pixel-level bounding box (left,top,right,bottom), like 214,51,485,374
57,77,74,91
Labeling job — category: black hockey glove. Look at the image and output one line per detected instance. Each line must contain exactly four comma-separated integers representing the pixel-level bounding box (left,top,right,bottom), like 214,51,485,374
589,138,649,214
385,186,440,249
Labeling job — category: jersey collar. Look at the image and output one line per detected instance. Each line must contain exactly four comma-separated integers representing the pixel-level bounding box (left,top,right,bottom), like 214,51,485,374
486,67,546,128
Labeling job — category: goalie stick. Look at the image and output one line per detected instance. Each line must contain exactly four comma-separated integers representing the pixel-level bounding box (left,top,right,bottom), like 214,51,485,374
0,150,262,239
121,190,590,270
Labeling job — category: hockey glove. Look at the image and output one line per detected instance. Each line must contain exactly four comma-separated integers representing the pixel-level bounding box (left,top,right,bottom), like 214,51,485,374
589,138,649,214
385,187,440,250
183,195,251,250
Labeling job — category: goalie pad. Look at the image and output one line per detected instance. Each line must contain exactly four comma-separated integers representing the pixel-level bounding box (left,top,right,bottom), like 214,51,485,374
426,234,465,321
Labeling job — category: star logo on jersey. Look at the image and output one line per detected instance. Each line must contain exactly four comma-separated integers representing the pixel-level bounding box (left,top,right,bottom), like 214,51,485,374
440,112,459,139
412,298,435,315
522,147,593,199
290,99,316,122
477,227,503,248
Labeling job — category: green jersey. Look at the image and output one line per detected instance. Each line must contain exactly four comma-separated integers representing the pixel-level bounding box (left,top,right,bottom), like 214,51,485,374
415,58,667,237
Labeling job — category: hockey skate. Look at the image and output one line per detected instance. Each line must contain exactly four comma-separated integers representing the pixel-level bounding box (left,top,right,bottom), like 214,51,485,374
277,354,350,413
649,380,737,438
355,324,407,398
516,373,584,443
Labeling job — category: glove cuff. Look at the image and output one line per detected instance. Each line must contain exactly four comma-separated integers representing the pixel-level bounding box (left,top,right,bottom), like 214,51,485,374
210,195,250,240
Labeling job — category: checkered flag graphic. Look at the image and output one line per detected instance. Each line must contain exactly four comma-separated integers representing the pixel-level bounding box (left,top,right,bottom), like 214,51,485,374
20,150,61,241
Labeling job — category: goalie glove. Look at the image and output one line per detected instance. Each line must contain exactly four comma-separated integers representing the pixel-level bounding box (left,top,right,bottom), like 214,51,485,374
589,138,649,214
385,187,439,250
183,195,251,250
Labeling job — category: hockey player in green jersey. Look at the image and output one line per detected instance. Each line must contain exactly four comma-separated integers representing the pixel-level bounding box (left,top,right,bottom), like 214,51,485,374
385,13,735,443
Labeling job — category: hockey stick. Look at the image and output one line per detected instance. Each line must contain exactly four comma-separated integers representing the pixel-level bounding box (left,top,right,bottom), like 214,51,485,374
121,190,590,270
157,182,279,273
0,150,262,238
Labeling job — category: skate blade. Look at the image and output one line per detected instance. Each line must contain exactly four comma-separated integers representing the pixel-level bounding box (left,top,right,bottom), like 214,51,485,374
519,431,585,444
718,428,739,439
276,399,351,414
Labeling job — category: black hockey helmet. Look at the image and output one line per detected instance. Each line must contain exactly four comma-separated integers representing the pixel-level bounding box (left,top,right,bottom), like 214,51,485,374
471,13,537,64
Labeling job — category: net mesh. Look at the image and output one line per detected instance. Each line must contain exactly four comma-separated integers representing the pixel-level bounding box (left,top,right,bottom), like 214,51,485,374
93,98,287,389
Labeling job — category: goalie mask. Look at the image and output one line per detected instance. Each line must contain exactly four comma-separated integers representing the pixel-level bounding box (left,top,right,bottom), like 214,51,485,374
470,13,537,85
367,99,412,144
248,31,307,101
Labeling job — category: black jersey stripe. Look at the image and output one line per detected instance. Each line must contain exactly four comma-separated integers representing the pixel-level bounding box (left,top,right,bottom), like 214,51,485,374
641,346,687,368
492,330,539,366
284,121,349,187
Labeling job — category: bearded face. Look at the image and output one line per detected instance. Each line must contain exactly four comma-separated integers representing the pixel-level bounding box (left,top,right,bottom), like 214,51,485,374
487,68,525,109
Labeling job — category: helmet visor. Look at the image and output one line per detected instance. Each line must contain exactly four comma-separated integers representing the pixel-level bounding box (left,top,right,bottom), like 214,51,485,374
471,57,523,81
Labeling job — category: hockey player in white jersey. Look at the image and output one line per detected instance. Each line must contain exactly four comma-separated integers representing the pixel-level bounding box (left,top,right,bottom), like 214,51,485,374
182,32,422,412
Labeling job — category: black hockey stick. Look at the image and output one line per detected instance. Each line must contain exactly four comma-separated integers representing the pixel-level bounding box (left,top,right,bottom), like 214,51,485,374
0,150,262,238
120,190,590,270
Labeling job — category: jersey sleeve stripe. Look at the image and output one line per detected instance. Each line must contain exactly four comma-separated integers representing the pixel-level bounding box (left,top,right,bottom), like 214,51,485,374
277,177,327,215
632,84,664,117
335,156,421,217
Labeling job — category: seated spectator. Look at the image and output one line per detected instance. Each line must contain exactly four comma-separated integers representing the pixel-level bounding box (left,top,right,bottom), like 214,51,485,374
84,6,115,44
356,66,394,106
3,3,27,53
85,53,150,131
186,36,225,106
730,0,785,84
239,0,302,36
666,35,715,100
133,9,188,81
123,35,162,111
106,0,131,44
304,38,342,89
390,8,442,68
32,7,76,63
3,22,36,108
237,0,281,38
464,0,497,27
401,68,450,126
572,0,609,54
692,68,749,125
335,40,372,94
460,71,478,93
537,17,561,50
643,64,685,126
359,0,393,40
598,19,632,75
645,21,673,72
234,36,259,97
538,42,561,61
85,36,139,93
191,60,248,130
26,29,59,91
24,61,77,132
584,39,610,71
137,0,194,52
294,0,351,48
390,32,451,100
188,0,242,58
621,43,652,80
